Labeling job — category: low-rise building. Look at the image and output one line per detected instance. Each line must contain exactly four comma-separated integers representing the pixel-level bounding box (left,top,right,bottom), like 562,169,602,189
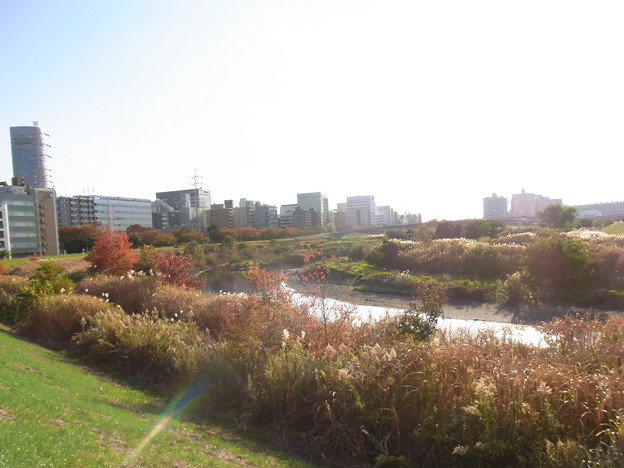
207,200,234,229
0,179,59,256
572,201,624,219
57,195,152,231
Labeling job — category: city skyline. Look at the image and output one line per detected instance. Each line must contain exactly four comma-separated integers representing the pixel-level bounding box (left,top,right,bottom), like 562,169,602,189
4,125,623,223
1,1,622,221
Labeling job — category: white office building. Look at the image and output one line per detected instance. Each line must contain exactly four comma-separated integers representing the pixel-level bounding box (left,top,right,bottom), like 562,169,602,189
346,195,376,227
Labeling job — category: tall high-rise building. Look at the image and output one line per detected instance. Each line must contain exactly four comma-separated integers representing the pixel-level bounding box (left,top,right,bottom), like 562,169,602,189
483,193,508,220
10,124,49,189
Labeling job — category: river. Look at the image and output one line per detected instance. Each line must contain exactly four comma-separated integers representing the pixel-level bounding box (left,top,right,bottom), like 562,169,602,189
201,268,546,345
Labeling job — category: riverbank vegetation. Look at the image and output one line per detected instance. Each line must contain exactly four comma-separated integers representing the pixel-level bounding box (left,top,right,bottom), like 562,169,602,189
53,217,624,312
2,227,624,466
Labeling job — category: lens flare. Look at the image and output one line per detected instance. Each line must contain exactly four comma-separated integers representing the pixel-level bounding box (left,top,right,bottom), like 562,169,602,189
123,358,241,465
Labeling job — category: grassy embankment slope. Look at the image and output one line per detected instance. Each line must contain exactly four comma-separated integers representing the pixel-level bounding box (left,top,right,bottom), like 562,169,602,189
0,324,316,468
604,222,624,235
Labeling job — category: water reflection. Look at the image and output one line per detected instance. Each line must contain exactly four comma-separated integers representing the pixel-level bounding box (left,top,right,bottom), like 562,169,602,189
200,268,249,294
289,291,544,346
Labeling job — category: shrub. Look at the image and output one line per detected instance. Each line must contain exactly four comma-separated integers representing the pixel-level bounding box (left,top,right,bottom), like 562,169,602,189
355,272,419,296
397,239,475,276
445,279,499,302
348,242,373,261
154,254,203,288
134,245,158,274
6,262,75,325
74,308,213,386
23,261,73,296
589,241,624,290
395,281,446,341
0,276,29,324
184,293,241,340
521,233,592,301
0,291,21,324
145,285,234,339
367,239,401,268
501,271,534,305
463,244,504,279
19,294,115,342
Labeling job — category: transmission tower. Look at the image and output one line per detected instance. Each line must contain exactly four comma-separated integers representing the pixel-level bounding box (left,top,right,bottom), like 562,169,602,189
189,170,205,231
190,169,203,189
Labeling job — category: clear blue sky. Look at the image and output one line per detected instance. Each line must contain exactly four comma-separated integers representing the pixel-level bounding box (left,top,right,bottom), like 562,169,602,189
1,0,622,221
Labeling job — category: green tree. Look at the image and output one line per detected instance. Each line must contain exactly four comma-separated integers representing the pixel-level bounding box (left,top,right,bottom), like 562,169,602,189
435,221,462,239
220,234,238,252
58,223,102,253
538,204,578,230
207,225,224,243
367,239,400,268
126,224,164,247
464,219,493,239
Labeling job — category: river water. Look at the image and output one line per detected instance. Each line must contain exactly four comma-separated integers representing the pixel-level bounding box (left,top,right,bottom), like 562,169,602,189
288,290,545,346
201,268,545,346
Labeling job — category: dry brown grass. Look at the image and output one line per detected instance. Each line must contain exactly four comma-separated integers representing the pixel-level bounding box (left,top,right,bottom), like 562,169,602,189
19,294,116,342
76,275,159,314
0,275,29,294
250,314,624,466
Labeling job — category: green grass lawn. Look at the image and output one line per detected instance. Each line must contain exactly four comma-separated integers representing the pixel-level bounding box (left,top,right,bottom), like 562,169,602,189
0,253,85,269
0,324,318,468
